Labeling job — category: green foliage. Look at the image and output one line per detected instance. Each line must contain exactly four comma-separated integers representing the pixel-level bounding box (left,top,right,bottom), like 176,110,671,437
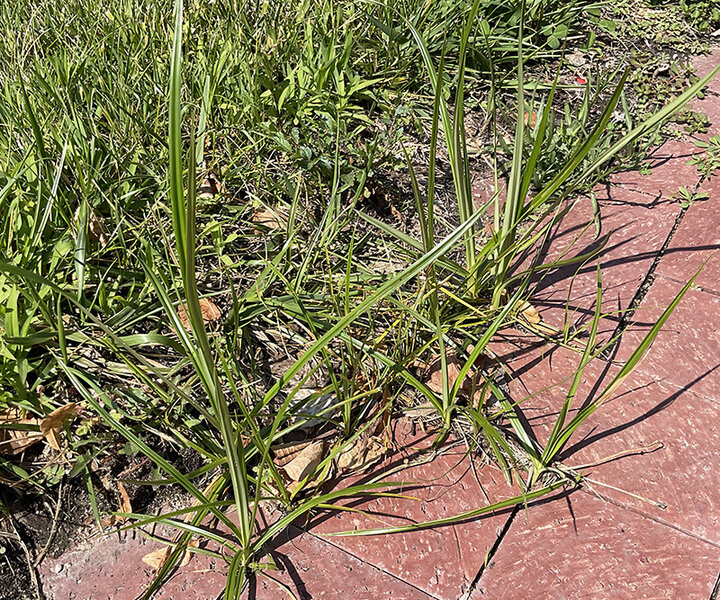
674,186,709,208
518,72,631,191
678,0,720,32
0,0,718,595
689,134,720,177
628,53,701,117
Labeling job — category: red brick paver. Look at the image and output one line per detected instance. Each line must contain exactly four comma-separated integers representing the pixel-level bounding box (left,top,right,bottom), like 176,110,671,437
300,420,518,600
654,176,720,294
472,48,720,600
528,182,684,342
472,490,719,599
240,525,437,600
493,341,720,546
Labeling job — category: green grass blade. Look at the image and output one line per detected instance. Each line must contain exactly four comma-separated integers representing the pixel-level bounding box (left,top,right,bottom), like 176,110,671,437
550,264,704,459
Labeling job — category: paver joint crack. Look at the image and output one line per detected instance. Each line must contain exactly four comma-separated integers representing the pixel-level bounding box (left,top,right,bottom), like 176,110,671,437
605,170,708,358
460,505,520,600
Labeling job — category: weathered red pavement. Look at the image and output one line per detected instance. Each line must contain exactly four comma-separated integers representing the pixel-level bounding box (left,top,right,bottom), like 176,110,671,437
39,51,720,599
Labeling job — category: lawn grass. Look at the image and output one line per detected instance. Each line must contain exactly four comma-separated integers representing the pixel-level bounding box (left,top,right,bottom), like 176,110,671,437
0,0,718,597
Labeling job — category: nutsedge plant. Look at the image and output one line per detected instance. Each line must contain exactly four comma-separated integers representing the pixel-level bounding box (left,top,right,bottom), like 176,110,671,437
0,0,718,597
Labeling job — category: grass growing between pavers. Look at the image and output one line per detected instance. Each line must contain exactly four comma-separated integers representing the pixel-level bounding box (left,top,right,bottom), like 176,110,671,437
0,0,719,597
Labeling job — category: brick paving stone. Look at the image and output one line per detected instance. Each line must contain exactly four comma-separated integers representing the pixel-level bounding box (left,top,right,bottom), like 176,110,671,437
654,178,720,294
526,183,682,343
691,49,720,96
40,522,440,600
302,419,520,600
39,505,440,600
39,503,283,599
240,525,437,600
489,332,619,453
562,377,720,546
487,339,720,545
471,489,720,600
38,424,513,600
617,281,720,403
610,138,704,197
39,528,228,600
688,91,720,139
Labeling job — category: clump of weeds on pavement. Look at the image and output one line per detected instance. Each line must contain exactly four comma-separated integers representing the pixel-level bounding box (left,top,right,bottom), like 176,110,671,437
0,0,718,597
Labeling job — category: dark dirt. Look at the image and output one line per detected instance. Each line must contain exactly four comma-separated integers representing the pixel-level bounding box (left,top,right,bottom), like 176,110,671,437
0,443,200,600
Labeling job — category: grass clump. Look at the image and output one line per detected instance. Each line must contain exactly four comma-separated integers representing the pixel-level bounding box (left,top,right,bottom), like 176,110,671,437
0,0,718,597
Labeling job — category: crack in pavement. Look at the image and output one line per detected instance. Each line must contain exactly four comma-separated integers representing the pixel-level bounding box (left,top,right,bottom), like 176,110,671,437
459,506,519,600
300,528,443,600
604,171,708,358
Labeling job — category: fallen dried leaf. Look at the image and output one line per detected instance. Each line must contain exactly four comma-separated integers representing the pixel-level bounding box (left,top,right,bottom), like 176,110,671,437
252,207,285,233
117,482,132,523
74,205,107,248
198,173,223,199
141,535,201,570
177,298,222,332
336,432,386,473
180,539,200,567
518,301,542,324
40,403,80,451
88,210,107,248
0,409,42,456
271,440,313,465
279,441,325,483
423,352,485,402
523,110,538,128
142,546,171,570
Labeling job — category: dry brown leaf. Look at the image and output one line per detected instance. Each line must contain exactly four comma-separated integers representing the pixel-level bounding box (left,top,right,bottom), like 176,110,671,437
518,300,542,324
423,352,485,402
40,403,80,451
271,440,313,465
426,357,463,396
336,433,386,474
252,207,285,233
117,481,132,523
279,441,325,483
523,110,538,128
198,173,223,199
177,298,222,332
100,481,135,528
0,409,42,456
88,210,107,248
74,205,107,248
179,539,200,567
142,539,199,570
142,546,171,570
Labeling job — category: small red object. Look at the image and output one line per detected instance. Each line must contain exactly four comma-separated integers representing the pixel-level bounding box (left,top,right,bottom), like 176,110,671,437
576,76,587,85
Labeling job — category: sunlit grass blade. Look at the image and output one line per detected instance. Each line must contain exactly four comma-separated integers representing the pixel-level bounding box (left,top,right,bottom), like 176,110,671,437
545,262,705,462
540,264,602,468
325,479,570,536
577,62,720,183
492,2,526,306
166,0,252,559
